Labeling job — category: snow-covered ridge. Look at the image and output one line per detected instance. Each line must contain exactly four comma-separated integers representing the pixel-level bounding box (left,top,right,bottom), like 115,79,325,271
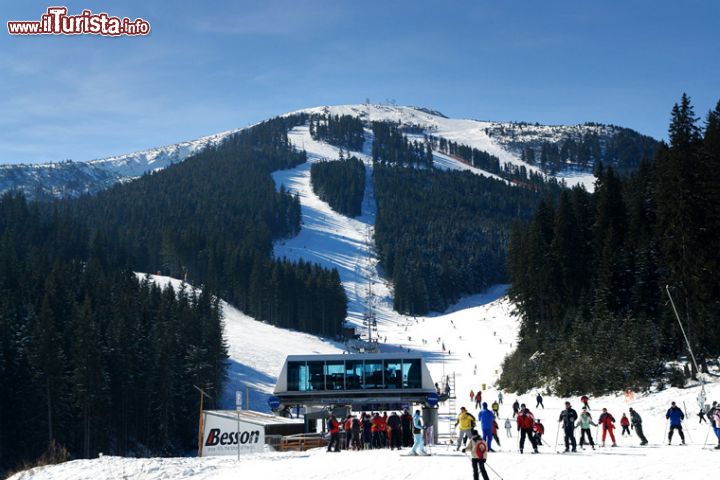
0,103,648,198
0,128,241,198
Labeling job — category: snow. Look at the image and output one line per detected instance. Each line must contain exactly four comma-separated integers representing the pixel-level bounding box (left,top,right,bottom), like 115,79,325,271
10,120,715,480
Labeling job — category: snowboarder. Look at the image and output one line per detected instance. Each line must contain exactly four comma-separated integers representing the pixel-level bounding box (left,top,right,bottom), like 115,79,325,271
512,399,520,417
598,408,617,447
628,407,648,445
409,410,428,456
491,400,500,417
576,407,596,450
327,414,341,452
666,401,685,445
455,406,476,450
504,418,512,438
516,405,538,454
558,401,578,452
536,393,544,409
478,402,496,452
620,413,631,436
581,395,590,410
464,430,490,480
533,419,544,447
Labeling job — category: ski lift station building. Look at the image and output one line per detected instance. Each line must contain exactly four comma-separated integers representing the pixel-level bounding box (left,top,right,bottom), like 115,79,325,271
272,353,440,439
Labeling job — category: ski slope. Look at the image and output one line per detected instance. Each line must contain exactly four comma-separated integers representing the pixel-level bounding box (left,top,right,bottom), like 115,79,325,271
12,126,716,479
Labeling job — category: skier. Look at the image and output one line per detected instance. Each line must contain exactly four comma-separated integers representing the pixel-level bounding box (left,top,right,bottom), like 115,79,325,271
516,404,538,454
351,415,361,450
504,418,512,438
475,390,483,410
401,409,413,447
344,414,353,449
558,401,578,452
711,402,720,449
666,401,685,445
628,407,648,445
576,407,596,450
409,410,428,456
362,413,373,449
388,411,402,450
698,407,707,424
620,413,631,436
371,412,383,448
512,399,520,417
598,408,617,447
464,429,490,480
327,413,341,452
491,400,500,418
498,392,504,405
533,419,545,447
581,395,590,410
478,402,496,452
492,419,501,447
536,393,544,409
455,406,476,450
470,390,476,402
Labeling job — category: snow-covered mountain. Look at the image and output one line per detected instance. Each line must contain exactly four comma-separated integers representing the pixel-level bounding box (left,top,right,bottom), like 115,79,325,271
0,104,655,198
0,129,240,198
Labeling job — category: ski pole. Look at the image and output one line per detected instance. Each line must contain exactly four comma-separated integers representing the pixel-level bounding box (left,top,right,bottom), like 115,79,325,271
554,422,560,452
663,420,669,444
485,462,504,480
683,420,693,444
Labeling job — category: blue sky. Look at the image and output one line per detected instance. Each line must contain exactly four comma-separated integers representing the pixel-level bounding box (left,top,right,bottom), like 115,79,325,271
1,0,718,164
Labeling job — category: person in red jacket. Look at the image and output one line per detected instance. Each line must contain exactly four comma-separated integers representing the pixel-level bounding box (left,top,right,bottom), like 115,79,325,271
533,419,545,447
327,414,341,452
620,413,631,437
598,408,617,447
491,419,501,447
379,412,389,448
581,395,590,410
516,405,538,454
344,415,353,449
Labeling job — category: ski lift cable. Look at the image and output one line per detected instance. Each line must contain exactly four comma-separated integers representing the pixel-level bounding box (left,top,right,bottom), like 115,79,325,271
665,285,706,398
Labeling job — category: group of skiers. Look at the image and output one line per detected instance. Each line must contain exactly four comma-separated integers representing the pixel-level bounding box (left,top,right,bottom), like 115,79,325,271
326,409,426,453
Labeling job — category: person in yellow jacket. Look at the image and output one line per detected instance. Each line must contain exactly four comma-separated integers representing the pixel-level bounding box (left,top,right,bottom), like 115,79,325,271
455,406,476,451
464,429,490,480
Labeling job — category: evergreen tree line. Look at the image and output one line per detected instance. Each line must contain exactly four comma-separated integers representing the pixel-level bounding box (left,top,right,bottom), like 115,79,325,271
64,114,346,337
373,165,548,315
309,114,365,151
371,121,433,168
499,95,720,396
0,194,227,471
426,135,557,187
519,128,657,175
310,157,366,217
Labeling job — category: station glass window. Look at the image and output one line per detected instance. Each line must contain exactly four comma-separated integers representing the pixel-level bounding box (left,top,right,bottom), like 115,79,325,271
363,360,384,389
384,360,402,389
308,361,325,390
345,360,363,390
402,359,421,388
325,361,345,390
287,361,308,391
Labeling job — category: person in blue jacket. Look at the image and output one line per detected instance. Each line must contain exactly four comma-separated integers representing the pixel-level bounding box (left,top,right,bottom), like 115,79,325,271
410,410,428,455
666,401,686,445
478,402,496,452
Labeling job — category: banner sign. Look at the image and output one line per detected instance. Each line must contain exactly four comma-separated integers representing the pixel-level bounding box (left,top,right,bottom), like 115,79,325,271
201,411,264,456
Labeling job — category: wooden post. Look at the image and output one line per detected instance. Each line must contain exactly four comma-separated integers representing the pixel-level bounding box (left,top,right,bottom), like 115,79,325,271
194,385,212,457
